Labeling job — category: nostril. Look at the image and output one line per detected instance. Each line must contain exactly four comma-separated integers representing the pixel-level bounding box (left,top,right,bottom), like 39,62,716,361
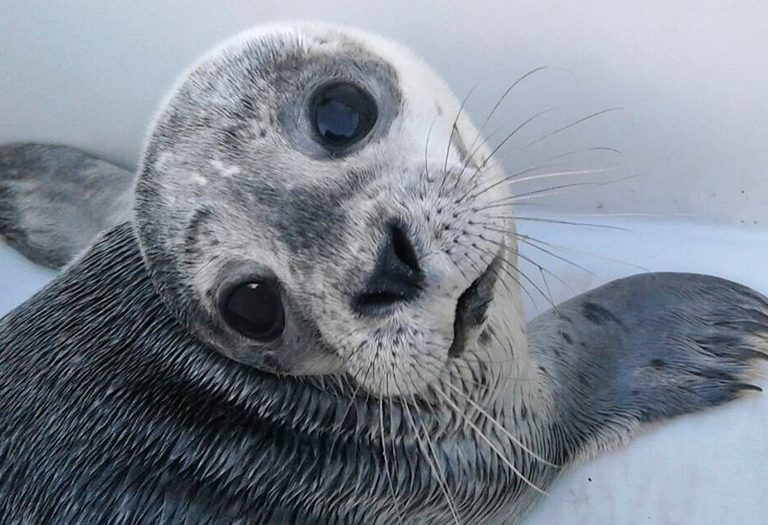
353,222,424,315
390,224,420,274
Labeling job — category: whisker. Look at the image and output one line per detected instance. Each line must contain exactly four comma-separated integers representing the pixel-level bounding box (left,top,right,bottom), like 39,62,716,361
516,234,595,276
473,228,595,277
556,211,689,219
380,369,405,524
459,239,555,308
517,233,654,274
460,107,557,190
461,245,541,313
441,83,479,196
525,107,622,148
456,162,555,204
471,232,576,286
482,215,631,232
464,165,620,204
399,378,463,525
539,266,556,307
432,386,550,496
508,246,575,297
474,173,642,211
545,146,623,162
423,111,441,186
442,381,560,468
462,240,557,309
464,67,552,161
506,166,620,187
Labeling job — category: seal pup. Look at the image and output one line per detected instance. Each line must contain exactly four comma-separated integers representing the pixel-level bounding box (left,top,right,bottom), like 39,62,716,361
1,23,766,524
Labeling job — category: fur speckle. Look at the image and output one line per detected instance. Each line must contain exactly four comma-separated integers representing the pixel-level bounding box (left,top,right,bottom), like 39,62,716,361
210,159,241,177
581,301,624,327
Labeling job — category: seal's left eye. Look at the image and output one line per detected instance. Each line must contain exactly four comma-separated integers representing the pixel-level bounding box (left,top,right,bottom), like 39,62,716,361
220,281,285,341
310,82,378,154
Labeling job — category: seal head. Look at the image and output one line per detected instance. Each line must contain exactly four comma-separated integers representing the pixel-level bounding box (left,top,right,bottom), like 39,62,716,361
134,25,523,397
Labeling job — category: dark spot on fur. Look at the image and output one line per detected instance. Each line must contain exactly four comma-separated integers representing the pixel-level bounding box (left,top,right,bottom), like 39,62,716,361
479,329,492,346
520,404,528,420
560,331,573,344
582,302,624,328
183,207,215,257
650,358,666,369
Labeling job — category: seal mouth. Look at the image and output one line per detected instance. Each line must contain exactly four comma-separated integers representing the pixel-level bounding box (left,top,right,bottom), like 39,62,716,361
448,251,501,357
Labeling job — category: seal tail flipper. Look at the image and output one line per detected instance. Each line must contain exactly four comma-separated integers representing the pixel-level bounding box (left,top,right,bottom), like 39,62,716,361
0,143,135,268
528,272,768,463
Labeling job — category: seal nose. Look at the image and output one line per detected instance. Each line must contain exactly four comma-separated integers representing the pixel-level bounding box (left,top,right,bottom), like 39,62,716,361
354,223,423,315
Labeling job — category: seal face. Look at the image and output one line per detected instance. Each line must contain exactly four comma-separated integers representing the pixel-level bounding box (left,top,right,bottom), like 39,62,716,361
133,24,524,398
1,23,767,525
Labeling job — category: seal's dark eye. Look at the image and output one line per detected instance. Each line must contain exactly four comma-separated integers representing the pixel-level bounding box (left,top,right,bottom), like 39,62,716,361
310,82,378,153
220,281,285,341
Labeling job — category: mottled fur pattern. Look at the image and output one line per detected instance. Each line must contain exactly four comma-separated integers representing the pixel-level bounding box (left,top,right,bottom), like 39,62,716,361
528,273,768,466
1,23,767,525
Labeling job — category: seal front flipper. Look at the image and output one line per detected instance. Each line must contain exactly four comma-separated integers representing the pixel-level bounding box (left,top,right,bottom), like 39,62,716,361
527,272,768,464
0,143,135,268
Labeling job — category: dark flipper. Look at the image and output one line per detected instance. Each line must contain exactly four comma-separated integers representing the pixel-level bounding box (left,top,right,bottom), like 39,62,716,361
528,272,768,463
0,143,135,268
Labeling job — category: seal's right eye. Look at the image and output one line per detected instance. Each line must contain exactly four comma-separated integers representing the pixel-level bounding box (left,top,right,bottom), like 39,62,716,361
220,281,285,341
310,82,378,155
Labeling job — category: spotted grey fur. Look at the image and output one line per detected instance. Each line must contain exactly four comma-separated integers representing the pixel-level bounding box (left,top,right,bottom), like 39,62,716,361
1,23,766,524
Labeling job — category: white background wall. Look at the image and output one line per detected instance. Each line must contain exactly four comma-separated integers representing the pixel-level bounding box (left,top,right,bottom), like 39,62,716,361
2,1,768,523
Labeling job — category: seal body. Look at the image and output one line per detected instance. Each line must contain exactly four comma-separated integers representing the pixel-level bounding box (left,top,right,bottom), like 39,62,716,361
1,23,767,524
2,224,766,524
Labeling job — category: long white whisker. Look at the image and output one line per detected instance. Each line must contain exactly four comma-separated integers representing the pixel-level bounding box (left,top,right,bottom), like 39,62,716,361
464,165,620,204
464,67,551,159
399,380,463,525
432,386,550,496
442,381,560,468
526,107,622,148
379,370,405,524
481,215,631,232
474,173,642,211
